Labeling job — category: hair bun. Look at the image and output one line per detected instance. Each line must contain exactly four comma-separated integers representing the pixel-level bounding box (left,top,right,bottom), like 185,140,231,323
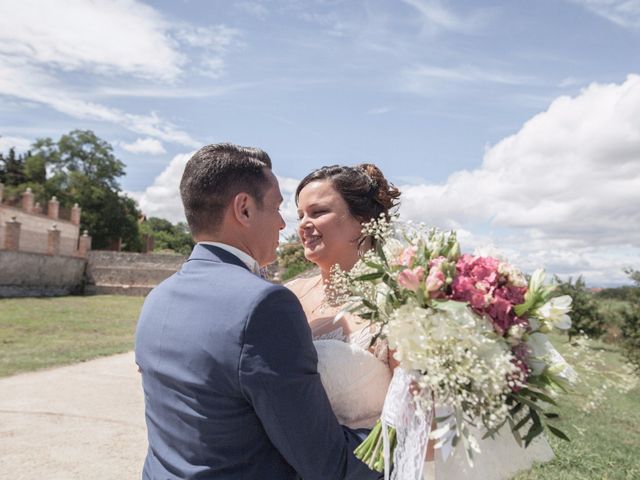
356,163,401,213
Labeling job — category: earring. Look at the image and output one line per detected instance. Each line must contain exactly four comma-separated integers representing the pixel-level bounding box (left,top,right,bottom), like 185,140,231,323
356,236,368,257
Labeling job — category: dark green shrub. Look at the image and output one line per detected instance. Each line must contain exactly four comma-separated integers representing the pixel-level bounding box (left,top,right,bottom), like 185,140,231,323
278,242,314,281
621,305,640,372
554,276,606,340
621,268,640,371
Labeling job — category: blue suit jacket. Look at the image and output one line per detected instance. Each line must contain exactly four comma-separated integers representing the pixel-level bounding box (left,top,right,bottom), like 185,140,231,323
135,244,382,479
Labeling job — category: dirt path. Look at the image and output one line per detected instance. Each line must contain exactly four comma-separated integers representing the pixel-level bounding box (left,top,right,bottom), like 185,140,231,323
0,352,146,479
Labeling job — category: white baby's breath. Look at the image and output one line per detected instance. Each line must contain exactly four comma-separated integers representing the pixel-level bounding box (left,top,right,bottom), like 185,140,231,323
386,300,521,434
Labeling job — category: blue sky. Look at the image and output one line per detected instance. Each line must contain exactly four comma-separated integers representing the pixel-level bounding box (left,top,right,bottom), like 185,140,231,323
1,0,639,285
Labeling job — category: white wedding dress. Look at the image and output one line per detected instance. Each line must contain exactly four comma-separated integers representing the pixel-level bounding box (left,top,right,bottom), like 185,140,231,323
312,324,555,480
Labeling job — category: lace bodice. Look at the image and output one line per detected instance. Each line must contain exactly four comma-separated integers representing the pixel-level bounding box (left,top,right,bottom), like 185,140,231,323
286,276,390,365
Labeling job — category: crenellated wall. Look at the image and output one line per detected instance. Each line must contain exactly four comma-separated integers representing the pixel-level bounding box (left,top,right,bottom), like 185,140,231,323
0,184,88,257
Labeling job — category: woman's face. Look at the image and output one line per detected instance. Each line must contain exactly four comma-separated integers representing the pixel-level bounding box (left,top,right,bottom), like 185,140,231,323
297,180,363,272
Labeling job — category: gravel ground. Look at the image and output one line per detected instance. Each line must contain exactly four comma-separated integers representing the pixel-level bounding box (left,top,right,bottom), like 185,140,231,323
0,352,147,479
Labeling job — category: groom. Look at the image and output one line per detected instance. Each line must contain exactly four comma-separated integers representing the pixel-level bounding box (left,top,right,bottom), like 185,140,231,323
135,143,382,479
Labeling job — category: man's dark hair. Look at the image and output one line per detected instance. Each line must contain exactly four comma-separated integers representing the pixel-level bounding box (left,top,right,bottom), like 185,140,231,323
180,143,272,235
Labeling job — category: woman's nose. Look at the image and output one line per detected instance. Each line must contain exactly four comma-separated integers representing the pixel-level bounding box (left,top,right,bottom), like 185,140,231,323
298,214,311,228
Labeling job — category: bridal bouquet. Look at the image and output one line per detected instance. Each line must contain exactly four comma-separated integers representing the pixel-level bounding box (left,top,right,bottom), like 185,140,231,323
328,216,575,474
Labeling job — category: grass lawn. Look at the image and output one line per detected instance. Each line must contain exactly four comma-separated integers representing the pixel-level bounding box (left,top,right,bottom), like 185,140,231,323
513,335,640,480
0,295,144,377
1,296,638,478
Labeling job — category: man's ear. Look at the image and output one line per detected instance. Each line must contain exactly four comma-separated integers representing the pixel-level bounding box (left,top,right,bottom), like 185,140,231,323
231,192,254,227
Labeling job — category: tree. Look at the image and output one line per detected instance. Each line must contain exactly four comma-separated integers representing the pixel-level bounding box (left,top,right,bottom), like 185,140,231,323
621,269,640,371
0,147,51,205
554,276,606,340
2,130,142,251
139,217,194,256
0,148,27,186
278,240,314,281
624,267,640,291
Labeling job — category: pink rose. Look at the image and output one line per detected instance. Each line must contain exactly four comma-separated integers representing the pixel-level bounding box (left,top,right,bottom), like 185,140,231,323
397,266,425,292
395,246,418,268
428,256,447,270
425,268,445,293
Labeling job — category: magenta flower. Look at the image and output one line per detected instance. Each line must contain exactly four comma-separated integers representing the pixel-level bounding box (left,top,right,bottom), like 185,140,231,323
451,276,488,310
456,254,500,287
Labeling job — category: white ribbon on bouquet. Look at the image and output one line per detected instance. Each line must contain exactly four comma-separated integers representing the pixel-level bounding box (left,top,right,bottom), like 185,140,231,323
380,368,433,480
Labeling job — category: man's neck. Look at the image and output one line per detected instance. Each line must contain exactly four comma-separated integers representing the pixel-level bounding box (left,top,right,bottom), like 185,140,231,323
195,231,249,255
197,240,260,273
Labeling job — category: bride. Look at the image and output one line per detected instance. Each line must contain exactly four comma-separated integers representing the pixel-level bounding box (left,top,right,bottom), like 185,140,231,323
286,164,555,479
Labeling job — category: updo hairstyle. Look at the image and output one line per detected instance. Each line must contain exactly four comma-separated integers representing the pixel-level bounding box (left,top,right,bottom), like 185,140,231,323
295,163,401,225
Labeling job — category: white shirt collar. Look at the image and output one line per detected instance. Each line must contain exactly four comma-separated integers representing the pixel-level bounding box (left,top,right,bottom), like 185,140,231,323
198,241,260,274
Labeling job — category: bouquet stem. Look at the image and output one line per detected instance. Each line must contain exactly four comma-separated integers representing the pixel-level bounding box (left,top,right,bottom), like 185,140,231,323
354,420,397,472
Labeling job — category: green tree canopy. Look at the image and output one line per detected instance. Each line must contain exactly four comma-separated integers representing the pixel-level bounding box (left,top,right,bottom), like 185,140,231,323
1,130,141,251
139,217,194,256
621,269,640,371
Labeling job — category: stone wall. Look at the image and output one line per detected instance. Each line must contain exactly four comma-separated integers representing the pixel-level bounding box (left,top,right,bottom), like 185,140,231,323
85,251,185,296
0,204,80,256
0,251,86,297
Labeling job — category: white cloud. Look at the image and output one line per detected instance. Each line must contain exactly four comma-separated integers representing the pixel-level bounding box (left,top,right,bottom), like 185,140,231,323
172,23,241,78
131,76,640,285
401,64,534,95
133,151,302,233
0,135,32,153
398,74,640,284
0,56,199,147
120,138,167,155
0,0,241,81
131,152,194,223
569,0,640,29
401,0,491,34
367,106,392,115
0,0,242,147
95,83,252,99
237,1,269,18
0,0,183,81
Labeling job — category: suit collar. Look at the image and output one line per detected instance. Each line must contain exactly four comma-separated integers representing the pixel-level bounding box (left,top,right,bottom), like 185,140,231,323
188,243,251,272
